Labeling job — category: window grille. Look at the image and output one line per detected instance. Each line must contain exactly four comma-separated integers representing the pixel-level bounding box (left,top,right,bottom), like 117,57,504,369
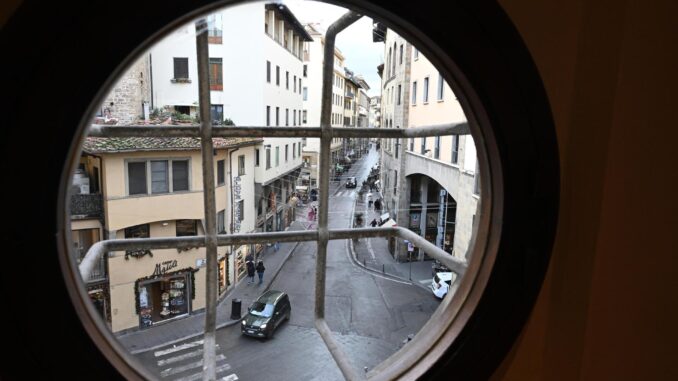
79,13,471,380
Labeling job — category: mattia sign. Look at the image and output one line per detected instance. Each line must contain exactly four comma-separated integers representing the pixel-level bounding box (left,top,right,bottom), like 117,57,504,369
152,260,178,276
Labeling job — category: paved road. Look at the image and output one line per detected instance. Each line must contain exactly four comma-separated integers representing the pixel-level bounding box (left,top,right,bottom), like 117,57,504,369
135,145,441,380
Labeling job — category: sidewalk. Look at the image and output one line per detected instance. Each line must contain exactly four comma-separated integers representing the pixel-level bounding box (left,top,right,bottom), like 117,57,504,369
349,189,435,292
116,220,307,354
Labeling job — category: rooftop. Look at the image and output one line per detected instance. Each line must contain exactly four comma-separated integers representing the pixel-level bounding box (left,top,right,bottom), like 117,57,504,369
82,136,262,154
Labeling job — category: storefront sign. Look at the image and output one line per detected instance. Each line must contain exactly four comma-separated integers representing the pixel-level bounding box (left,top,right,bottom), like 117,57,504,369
233,176,242,233
196,258,206,268
152,260,178,276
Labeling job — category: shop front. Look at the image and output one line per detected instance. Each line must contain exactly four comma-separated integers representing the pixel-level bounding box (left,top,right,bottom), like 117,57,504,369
218,255,230,295
234,245,250,282
136,266,194,329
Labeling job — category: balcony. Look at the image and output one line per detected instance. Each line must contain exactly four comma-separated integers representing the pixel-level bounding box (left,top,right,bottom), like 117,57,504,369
70,193,103,219
76,247,107,283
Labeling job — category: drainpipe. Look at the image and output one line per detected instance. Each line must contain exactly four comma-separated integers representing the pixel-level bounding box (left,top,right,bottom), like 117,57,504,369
228,147,240,234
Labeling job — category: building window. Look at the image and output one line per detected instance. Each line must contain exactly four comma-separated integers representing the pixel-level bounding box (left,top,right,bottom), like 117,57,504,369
298,143,301,157
275,107,279,126
294,75,297,92
293,110,296,126
209,58,222,91
293,143,296,158
397,84,401,105
275,146,280,167
412,81,417,105
266,60,271,83
409,138,414,151
286,71,289,89
255,149,260,167
285,144,289,162
128,162,147,195
303,64,307,77
217,159,225,185
451,135,459,164
210,105,223,125
266,106,270,126
421,137,426,154
207,14,223,44
399,44,404,65
414,47,419,60
303,87,308,101
434,136,441,159
173,57,189,80
238,155,245,176
176,220,198,237
437,72,444,100
423,77,429,103
299,78,302,94
276,65,280,86
237,200,244,223
395,138,399,158
266,148,271,169
217,210,225,234
394,170,398,195
150,160,169,193
473,161,480,195
125,224,150,239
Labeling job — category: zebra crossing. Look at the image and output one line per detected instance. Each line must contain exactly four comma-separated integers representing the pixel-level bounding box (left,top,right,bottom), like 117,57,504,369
333,189,356,197
152,339,238,381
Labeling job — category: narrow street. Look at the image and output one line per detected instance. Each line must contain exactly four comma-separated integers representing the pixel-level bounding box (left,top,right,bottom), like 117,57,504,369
135,144,441,381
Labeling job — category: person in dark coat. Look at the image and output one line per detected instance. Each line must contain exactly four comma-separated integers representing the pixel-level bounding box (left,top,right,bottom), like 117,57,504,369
246,259,255,284
255,260,266,285
370,218,378,227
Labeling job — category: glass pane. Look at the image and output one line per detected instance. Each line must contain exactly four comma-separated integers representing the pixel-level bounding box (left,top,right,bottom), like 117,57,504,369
173,160,189,191
151,160,168,193
128,162,147,195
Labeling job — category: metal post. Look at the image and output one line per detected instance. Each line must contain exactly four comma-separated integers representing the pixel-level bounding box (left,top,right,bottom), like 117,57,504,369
195,19,219,381
315,10,363,381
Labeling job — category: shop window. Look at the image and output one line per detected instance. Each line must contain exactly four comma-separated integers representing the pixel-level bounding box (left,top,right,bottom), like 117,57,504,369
217,210,225,234
217,159,225,185
176,220,197,236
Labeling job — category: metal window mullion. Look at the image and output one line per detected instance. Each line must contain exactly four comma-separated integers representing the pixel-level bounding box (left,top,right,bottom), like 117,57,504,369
195,19,219,381
315,11,363,381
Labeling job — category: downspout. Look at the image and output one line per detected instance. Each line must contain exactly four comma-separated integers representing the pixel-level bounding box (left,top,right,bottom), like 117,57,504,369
228,147,240,234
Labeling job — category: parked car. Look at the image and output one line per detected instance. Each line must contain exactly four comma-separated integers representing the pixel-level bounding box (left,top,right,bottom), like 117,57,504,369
346,176,357,188
241,290,291,339
431,272,454,299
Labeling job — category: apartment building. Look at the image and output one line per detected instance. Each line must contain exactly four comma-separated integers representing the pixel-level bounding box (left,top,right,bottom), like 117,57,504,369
148,2,310,246
374,24,478,262
343,68,371,156
405,48,479,261
374,25,412,257
301,23,346,186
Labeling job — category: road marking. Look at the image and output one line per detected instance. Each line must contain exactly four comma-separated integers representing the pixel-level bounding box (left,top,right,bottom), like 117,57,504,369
156,345,219,366
154,340,204,357
172,363,233,381
160,354,227,377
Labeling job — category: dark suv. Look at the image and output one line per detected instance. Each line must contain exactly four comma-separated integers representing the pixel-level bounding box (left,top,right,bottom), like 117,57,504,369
345,176,357,188
241,290,291,339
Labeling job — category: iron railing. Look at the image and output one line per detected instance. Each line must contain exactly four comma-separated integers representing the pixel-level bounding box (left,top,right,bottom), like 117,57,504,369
78,11,470,381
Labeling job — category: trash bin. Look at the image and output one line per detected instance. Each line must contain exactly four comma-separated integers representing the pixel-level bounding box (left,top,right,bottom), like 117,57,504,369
231,298,242,320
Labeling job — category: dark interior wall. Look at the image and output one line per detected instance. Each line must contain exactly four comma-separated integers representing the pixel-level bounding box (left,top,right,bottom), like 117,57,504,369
493,0,678,379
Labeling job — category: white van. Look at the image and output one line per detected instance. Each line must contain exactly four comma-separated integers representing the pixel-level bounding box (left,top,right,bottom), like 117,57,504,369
431,272,454,299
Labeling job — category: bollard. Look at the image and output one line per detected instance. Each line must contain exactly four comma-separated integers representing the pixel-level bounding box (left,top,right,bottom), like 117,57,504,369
382,264,385,273
230,298,242,320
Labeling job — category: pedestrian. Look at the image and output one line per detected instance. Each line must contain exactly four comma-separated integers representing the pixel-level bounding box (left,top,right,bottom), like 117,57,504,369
370,218,377,227
256,260,266,285
367,193,373,208
246,258,255,284
274,241,280,252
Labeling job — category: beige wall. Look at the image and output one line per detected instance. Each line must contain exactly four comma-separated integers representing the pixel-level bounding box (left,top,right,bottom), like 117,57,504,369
100,149,230,231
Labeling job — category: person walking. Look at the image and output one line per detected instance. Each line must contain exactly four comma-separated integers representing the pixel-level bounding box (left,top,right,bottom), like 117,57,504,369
256,260,266,285
370,218,378,227
246,258,255,284
274,241,280,252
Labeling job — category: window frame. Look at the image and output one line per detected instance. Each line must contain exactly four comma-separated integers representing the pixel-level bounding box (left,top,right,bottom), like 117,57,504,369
125,158,191,196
